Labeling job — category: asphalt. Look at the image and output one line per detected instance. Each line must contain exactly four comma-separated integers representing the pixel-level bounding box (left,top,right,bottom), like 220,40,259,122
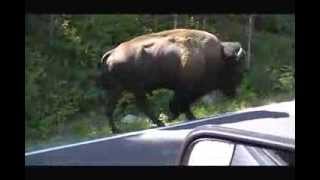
25,100,295,166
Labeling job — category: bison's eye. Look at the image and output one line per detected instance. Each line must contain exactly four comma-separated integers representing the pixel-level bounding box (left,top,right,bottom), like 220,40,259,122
234,47,240,54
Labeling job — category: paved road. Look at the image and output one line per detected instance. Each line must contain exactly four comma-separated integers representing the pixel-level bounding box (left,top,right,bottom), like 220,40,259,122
25,100,295,166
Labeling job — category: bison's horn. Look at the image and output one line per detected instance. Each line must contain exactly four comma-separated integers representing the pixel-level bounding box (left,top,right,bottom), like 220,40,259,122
237,47,243,57
236,47,245,61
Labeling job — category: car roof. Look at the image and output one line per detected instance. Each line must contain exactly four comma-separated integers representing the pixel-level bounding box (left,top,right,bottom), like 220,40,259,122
218,100,295,139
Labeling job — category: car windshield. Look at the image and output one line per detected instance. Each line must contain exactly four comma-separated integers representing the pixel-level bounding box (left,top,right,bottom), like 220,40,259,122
25,14,295,166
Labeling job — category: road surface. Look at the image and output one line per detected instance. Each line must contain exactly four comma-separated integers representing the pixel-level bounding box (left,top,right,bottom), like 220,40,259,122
25,100,295,166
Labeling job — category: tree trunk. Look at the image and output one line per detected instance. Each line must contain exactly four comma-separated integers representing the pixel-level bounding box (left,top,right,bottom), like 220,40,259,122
26,14,32,34
49,15,55,45
246,15,255,70
153,15,158,31
202,15,207,29
189,15,194,28
89,15,95,24
173,14,178,29
195,16,199,29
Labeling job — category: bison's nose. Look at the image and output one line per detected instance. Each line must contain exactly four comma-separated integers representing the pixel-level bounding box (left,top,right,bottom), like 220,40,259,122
241,49,246,56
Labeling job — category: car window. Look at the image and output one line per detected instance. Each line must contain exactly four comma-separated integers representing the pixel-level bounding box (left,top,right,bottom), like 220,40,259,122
231,144,294,166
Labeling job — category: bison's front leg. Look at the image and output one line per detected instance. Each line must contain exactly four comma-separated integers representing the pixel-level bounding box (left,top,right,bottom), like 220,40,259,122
185,109,196,120
134,92,165,127
169,93,196,121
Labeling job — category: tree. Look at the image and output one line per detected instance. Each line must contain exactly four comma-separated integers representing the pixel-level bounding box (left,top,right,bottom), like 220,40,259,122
246,15,255,70
202,15,207,29
153,15,158,31
49,15,55,45
173,14,178,29
194,15,200,29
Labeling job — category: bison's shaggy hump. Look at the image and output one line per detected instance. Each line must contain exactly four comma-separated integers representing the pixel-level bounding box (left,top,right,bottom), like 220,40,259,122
119,29,222,78
129,29,219,45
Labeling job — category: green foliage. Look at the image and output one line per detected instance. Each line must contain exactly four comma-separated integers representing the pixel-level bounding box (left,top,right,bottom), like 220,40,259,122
72,118,91,137
117,116,151,133
113,92,139,120
267,65,295,92
256,15,295,36
245,30,294,96
147,89,174,119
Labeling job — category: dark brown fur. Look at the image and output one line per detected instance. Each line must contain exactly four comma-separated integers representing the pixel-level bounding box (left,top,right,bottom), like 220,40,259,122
97,29,246,133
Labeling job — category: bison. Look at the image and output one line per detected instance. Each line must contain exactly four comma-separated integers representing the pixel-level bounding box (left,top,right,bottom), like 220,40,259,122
96,29,246,133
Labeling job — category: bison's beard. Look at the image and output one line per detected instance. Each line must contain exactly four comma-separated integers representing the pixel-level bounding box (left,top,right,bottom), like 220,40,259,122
218,61,245,98
222,88,237,98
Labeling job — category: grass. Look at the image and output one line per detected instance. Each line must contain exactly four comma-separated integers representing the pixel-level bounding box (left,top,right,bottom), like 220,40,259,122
25,112,113,152
116,115,151,133
192,91,294,120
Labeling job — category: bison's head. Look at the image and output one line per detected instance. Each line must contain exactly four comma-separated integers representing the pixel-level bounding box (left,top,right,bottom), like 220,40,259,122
221,42,246,63
220,41,247,97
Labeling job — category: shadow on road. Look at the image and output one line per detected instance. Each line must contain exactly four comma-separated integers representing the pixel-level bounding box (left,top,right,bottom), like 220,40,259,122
165,110,290,130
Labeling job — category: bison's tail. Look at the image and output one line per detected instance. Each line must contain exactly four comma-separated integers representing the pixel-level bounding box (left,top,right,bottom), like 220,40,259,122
97,48,114,70
101,49,114,64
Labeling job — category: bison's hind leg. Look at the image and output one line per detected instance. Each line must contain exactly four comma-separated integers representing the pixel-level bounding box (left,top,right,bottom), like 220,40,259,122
185,109,196,120
102,89,122,134
169,92,197,121
134,92,165,127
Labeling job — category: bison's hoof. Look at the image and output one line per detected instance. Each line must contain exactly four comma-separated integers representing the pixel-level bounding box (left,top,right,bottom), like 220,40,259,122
112,128,121,134
156,121,166,127
150,122,166,128
150,124,158,128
